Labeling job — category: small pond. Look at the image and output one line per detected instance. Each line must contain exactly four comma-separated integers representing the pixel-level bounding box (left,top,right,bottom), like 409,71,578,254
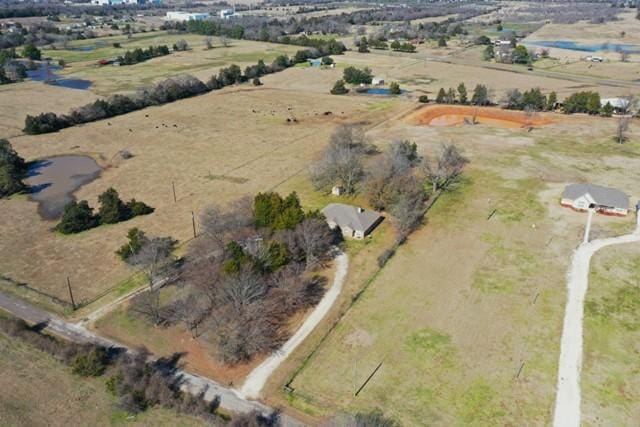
360,88,407,96
25,155,101,220
26,63,92,90
528,40,640,53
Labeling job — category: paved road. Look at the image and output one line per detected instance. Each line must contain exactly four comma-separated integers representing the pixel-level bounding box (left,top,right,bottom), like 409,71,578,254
553,211,640,427
0,292,304,426
240,251,349,399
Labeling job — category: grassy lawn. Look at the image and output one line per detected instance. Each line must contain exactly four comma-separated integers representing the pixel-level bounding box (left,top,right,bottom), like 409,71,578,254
0,331,205,427
582,244,640,426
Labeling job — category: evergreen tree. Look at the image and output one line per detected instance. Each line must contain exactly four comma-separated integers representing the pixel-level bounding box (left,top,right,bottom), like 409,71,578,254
330,79,348,95
56,200,98,234
457,83,468,104
98,187,126,224
436,88,446,103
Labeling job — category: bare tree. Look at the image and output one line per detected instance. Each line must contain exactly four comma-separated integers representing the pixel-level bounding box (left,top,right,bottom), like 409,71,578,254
199,197,253,250
293,218,334,269
616,116,630,144
170,292,210,338
620,50,630,62
422,143,468,194
129,287,163,325
219,36,230,48
129,236,176,288
310,124,369,194
204,37,213,50
618,94,637,115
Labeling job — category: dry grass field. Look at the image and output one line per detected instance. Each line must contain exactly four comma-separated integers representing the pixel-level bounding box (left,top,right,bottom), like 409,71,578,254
0,82,99,138
583,243,640,426
0,81,408,309
0,330,205,426
277,110,640,425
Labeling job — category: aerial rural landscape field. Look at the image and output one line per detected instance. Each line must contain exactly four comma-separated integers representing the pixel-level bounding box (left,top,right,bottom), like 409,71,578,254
0,0,639,425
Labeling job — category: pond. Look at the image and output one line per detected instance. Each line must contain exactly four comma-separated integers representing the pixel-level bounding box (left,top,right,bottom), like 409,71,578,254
528,40,640,53
25,155,101,220
26,62,92,90
359,88,407,96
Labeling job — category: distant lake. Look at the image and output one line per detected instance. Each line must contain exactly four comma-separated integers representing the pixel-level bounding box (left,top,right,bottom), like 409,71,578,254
528,40,640,53
26,62,92,90
25,155,101,220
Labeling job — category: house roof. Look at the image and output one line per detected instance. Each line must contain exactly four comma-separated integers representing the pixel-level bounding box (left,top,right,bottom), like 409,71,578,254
562,183,629,209
321,203,382,232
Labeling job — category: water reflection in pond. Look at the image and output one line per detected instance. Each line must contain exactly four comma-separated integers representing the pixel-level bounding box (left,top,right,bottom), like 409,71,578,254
26,63,92,90
25,155,101,220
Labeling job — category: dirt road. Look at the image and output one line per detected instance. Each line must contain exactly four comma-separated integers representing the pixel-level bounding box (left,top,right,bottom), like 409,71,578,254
553,211,640,427
239,251,349,399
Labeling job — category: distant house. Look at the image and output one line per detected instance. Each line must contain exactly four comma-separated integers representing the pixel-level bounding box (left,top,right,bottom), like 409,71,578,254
321,203,383,239
561,183,629,216
307,58,322,67
219,8,236,19
372,76,385,85
165,11,210,21
601,97,635,114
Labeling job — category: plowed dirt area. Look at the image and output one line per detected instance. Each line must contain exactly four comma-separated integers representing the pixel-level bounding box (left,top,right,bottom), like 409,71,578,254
406,105,556,128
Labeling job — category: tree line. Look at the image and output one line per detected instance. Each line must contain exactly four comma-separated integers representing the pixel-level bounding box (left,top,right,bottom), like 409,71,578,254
116,44,170,66
23,48,334,135
163,19,347,56
56,187,153,234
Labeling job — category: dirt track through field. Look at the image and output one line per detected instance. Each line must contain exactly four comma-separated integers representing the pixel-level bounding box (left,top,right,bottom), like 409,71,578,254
553,211,640,427
239,250,349,399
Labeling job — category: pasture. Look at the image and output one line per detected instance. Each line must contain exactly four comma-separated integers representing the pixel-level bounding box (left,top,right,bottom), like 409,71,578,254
278,110,640,425
583,243,640,426
0,82,407,310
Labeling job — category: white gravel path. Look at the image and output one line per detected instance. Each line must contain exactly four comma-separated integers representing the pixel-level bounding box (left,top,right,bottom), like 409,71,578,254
238,251,349,399
553,211,640,427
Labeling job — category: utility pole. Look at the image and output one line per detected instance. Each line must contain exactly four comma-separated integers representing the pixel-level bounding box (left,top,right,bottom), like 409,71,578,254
67,276,76,310
191,211,197,238
172,181,177,203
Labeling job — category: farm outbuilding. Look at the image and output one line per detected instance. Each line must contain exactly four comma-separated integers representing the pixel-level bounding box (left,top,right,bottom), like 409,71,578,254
321,203,383,239
561,183,629,216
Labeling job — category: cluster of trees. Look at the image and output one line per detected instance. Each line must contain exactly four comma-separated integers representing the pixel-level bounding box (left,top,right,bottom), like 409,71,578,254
435,83,491,106
343,66,373,85
127,192,336,364
116,44,170,66
562,91,603,114
24,47,325,134
310,125,468,264
56,187,153,234
0,45,36,85
0,139,27,198
504,88,557,112
500,2,622,24
390,40,416,52
0,315,222,422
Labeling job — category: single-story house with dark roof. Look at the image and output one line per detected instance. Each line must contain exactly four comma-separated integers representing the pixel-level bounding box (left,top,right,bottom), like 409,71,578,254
561,183,629,216
321,203,383,239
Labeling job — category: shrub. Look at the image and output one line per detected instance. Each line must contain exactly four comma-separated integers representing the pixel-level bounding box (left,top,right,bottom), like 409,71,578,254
389,81,401,95
252,77,262,86
418,95,429,103
71,347,107,377
55,200,99,234
330,79,348,95
377,248,396,267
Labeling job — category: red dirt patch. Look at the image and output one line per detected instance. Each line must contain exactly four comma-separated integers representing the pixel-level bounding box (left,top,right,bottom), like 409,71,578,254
406,105,555,128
